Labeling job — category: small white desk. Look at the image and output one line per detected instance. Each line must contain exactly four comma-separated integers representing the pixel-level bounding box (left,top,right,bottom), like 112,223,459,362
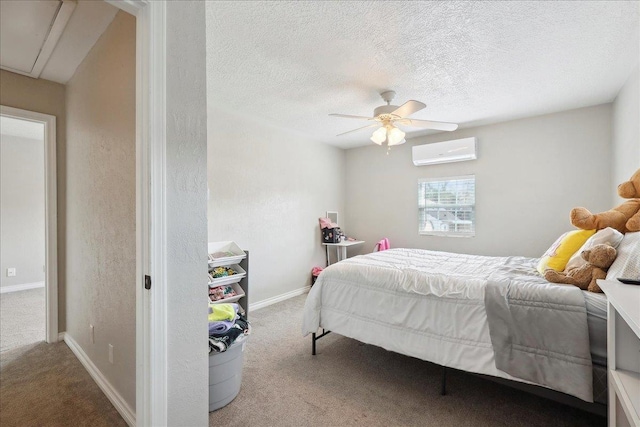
597,279,640,427
322,240,365,265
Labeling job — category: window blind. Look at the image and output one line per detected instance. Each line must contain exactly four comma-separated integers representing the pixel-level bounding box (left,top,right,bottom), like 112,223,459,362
418,175,475,236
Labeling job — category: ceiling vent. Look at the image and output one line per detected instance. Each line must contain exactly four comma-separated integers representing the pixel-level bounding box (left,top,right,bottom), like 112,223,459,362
412,137,478,166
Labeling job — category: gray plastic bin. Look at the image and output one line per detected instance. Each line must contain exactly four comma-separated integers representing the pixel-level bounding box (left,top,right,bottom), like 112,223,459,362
209,340,246,412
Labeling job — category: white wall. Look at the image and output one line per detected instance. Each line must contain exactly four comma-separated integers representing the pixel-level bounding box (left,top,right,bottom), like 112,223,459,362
0,133,45,287
64,10,136,410
612,66,640,203
206,109,345,304
166,2,209,425
344,104,612,258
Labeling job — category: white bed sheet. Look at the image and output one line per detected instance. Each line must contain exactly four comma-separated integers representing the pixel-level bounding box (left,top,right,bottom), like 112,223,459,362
302,248,600,399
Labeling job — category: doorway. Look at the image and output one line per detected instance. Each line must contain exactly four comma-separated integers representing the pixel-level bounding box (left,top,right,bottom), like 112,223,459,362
0,107,58,351
1,1,181,424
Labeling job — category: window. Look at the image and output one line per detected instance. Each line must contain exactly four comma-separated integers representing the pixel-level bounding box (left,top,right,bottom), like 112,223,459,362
418,175,475,237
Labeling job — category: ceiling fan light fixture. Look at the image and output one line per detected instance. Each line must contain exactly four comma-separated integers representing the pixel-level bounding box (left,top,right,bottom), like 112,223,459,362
330,91,458,148
387,126,406,146
370,127,387,145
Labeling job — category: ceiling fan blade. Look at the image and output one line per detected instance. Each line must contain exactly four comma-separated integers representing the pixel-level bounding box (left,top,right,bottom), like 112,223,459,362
329,113,374,120
336,123,380,137
391,100,426,118
397,118,458,131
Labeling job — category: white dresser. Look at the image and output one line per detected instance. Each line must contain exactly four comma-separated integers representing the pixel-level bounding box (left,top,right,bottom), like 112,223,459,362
598,279,640,427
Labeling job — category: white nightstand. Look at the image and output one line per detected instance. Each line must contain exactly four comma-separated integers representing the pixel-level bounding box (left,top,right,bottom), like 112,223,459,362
597,279,640,427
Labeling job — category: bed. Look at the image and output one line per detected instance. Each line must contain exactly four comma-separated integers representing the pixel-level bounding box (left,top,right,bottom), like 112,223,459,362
302,248,609,407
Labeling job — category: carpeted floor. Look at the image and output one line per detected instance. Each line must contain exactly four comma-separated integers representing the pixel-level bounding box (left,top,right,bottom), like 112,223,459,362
0,287,46,352
210,294,606,427
0,341,126,427
1,289,125,426
0,292,608,426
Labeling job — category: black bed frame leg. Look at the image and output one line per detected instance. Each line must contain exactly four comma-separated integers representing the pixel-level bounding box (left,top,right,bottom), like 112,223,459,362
441,366,447,395
311,329,330,356
312,332,316,356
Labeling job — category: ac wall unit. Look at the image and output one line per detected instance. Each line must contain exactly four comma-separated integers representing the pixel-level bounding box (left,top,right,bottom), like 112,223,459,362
412,137,477,166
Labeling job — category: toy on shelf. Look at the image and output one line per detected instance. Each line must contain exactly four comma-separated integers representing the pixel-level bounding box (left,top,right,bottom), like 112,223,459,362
209,285,238,302
210,266,236,278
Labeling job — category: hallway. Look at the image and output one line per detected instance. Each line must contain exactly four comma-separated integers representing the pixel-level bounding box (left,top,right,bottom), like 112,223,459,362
0,288,45,352
0,341,125,426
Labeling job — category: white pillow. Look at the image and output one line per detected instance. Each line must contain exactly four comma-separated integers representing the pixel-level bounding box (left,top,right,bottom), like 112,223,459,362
606,232,640,280
566,227,624,271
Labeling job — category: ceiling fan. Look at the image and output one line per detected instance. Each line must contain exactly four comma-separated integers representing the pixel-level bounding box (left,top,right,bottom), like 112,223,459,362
330,90,458,146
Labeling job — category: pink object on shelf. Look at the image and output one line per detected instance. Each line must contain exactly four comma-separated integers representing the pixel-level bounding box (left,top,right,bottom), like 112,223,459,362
319,217,338,229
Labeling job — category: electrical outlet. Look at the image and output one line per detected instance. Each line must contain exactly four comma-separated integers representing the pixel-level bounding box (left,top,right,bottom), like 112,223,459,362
90,324,95,344
108,344,114,364
7,268,16,277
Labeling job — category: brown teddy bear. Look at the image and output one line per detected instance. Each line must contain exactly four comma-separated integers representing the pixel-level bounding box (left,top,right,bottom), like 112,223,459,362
570,168,640,233
544,244,617,293
619,168,640,231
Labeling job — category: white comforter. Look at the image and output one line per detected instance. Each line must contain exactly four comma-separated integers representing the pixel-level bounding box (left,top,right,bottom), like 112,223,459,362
302,248,592,401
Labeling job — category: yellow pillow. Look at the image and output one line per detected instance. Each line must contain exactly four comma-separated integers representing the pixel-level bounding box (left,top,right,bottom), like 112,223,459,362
537,229,596,275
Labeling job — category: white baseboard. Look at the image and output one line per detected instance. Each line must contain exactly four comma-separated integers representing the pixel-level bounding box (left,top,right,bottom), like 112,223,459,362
58,332,66,342
0,281,45,293
63,333,136,426
249,285,310,312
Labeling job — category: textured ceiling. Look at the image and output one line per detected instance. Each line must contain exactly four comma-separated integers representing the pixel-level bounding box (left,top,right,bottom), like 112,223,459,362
206,1,639,149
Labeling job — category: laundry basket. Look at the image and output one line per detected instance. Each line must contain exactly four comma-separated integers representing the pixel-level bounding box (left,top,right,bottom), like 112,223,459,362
209,339,247,411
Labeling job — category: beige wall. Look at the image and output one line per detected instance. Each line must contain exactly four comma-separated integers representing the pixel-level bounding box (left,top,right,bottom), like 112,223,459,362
612,66,640,202
64,11,136,410
344,104,613,258
0,134,45,287
0,69,66,327
206,108,346,304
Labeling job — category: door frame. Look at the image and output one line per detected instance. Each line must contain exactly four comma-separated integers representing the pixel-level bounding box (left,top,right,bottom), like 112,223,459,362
105,1,167,426
0,105,58,345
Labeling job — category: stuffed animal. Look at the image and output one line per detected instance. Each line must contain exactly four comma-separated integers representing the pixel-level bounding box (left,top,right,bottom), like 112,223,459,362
543,244,617,293
618,168,640,231
570,168,640,233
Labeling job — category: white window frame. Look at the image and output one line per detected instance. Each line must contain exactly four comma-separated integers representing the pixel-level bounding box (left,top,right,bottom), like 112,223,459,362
418,175,476,237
